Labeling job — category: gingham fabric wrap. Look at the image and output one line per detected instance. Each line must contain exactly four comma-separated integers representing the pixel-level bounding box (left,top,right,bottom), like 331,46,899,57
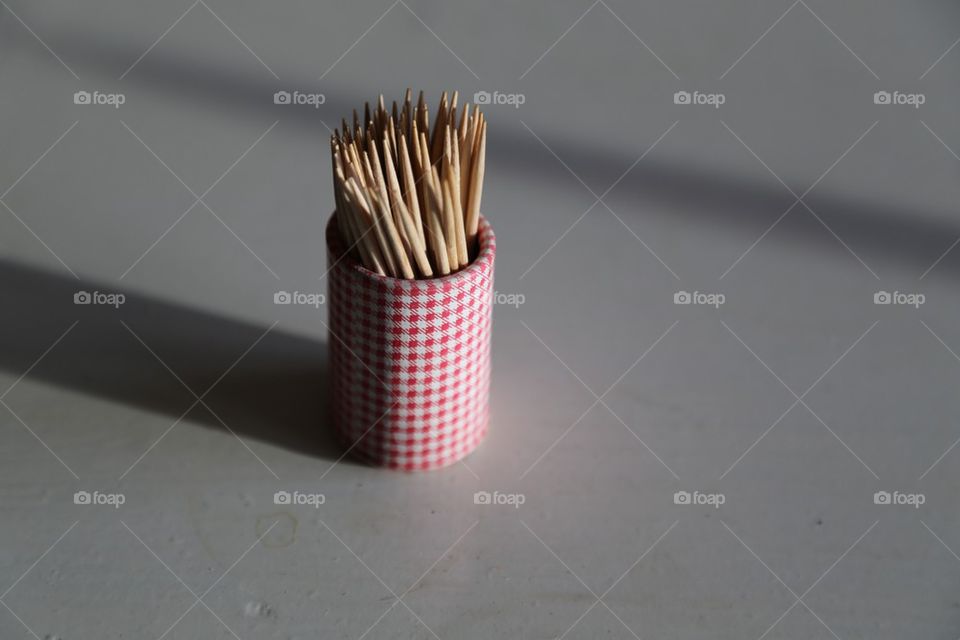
326,214,496,471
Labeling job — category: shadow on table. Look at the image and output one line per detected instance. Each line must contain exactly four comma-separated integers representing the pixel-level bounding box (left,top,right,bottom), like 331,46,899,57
0,258,345,462
10,24,958,280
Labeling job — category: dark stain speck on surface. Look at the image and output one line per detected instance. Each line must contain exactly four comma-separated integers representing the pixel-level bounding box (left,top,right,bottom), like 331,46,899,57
256,512,298,548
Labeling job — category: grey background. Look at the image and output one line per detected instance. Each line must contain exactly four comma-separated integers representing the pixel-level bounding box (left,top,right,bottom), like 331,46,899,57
2,1,960,638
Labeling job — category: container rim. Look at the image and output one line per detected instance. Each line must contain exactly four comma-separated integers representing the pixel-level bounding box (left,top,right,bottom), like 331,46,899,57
325,212,495,287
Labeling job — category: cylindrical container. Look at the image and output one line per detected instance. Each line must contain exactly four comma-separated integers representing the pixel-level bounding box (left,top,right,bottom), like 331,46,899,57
325,213,496,470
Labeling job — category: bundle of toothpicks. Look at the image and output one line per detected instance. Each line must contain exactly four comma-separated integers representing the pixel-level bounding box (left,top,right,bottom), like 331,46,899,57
331,89,487,278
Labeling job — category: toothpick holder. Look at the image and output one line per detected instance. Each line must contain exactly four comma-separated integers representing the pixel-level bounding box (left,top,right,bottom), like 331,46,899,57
325,213,496,470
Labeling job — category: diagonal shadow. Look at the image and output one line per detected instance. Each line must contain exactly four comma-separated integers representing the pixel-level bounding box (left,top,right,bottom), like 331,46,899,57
0,258,344,462
8,26,957,279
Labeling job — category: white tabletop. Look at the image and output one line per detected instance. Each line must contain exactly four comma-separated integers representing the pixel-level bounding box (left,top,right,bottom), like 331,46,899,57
2,1,959,638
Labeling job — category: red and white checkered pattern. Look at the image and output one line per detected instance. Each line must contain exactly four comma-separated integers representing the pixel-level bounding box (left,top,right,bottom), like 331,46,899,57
326,214,496,471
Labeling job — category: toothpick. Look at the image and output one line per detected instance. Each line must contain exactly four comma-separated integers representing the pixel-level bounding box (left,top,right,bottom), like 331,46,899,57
436,160,458,268
383,139,432,277
431,91,448,163
343,176,391,276
367,133,405,249
444,127,469,267
416,90,429,139
465,117,485,245
400,89,410,139
342,189,384,275
398,131,426,247
366,142,414,279
355,156,399,278
458,104,473,212
419,131,450,275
